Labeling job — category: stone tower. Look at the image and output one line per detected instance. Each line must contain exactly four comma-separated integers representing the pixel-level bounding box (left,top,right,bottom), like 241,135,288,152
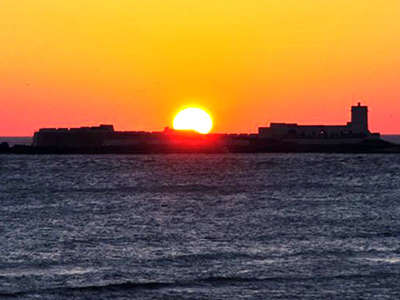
351,102,369,134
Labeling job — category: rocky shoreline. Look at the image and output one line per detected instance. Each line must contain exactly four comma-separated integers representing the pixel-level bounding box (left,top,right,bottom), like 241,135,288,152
1,139,400,154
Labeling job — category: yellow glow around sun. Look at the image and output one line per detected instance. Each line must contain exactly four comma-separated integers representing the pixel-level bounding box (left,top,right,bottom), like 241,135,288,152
173,107,213,134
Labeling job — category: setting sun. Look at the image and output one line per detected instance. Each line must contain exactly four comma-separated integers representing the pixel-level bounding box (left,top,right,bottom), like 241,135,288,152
173,108,213,134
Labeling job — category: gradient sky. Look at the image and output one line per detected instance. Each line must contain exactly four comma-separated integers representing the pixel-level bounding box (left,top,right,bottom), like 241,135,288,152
1,0,400,135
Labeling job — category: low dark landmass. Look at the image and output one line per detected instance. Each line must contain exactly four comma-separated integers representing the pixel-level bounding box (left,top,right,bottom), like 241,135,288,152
1,138,400,154
2,103,396,154
3,104,398,154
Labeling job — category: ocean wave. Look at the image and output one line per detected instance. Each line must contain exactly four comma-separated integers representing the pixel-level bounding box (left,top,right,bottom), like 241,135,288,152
0,184,251,195
2,272,400,296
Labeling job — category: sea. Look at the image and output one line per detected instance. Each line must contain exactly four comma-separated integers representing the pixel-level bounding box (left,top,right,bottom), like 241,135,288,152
1,140,400,299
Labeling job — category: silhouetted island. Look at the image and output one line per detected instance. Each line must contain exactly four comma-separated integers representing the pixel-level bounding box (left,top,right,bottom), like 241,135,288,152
2,104,399,154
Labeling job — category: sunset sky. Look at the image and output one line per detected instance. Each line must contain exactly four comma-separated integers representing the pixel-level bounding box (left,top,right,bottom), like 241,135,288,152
1,0,400,136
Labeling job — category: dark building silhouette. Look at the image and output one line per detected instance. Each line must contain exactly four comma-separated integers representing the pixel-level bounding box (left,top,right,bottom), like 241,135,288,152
258,103,380,144
30,104,388,153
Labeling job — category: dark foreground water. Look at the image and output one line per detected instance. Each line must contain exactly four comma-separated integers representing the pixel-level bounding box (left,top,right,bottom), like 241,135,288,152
1,154,400,299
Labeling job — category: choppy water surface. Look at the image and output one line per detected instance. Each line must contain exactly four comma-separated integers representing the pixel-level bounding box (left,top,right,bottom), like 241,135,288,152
1,154,400,299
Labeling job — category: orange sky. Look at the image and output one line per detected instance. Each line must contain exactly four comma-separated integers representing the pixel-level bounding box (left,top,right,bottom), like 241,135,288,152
1,0,400,136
